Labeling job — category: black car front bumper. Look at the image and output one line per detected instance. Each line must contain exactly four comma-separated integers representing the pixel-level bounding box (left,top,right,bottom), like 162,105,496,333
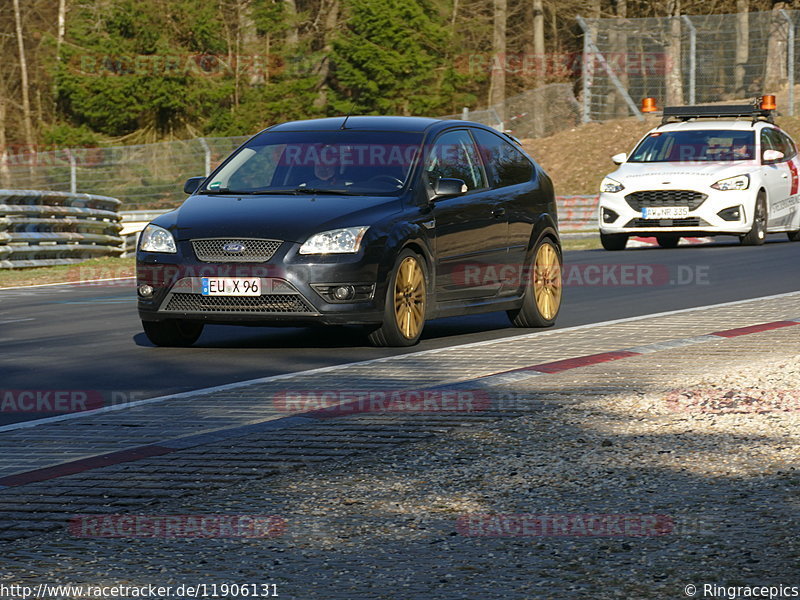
137,240,387,326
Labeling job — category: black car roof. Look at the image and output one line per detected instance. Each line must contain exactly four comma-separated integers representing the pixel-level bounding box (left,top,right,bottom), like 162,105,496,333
267,116,450,133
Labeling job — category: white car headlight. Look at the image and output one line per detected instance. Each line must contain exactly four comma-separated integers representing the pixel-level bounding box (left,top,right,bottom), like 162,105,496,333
139,224,177,253
299,226,369,255
711,174,749,191
600,177,625,193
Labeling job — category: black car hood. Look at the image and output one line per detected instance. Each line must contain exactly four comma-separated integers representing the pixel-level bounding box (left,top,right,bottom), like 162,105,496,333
172,193,401,243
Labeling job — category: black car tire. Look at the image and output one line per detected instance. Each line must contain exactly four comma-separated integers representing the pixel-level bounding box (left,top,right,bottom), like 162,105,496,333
507,237,562,328
656,235,680,248
788,229,800,241
143,319,204,347
367,249,428,347
740,194,767,246
600,233,628,251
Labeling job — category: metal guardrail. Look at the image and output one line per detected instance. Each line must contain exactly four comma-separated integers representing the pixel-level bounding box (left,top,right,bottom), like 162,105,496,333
0,190,124,269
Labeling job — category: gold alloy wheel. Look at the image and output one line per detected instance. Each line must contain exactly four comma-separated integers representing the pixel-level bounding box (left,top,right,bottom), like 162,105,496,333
532,242,562,320
393,256,426,339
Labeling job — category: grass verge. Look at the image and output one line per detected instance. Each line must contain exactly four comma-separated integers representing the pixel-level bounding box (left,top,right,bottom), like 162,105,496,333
0,256,135,288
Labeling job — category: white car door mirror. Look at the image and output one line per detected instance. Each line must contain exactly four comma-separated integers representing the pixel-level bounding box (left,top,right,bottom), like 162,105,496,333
611,152,627,165
762,149,785,163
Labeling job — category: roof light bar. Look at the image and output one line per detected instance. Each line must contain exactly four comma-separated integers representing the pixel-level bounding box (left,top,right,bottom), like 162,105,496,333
660,96,775,125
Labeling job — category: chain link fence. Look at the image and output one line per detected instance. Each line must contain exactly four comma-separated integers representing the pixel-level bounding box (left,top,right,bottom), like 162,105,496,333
580,9,799,122
0,137,249,210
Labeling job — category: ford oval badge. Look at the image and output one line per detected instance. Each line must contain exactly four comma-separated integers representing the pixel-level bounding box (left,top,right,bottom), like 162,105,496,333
223,242,246,253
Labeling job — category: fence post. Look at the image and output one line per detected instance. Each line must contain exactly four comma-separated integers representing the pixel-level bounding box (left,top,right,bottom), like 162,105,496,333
66,149,77,193
577,15,592,123
198,137,211,176
682,15,696,105
781,9,795,116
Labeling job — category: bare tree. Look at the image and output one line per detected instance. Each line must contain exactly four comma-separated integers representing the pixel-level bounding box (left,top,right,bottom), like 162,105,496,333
313,0,340,110
12,0,34,151
764,0,788,93
613,0,628,116
664,0,683,106
734,0,749,96
284,0,299,49
531,0,545,136
488,0,507,127
0,91,9,188
57,0,67,60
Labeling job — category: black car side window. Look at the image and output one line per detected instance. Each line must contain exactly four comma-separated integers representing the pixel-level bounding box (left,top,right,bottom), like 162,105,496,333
471,128,534,188
425,130,487,191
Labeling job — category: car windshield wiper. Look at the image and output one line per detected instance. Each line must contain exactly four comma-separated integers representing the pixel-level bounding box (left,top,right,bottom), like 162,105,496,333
293,187,360,196
201,188,298,195
200,187,257,195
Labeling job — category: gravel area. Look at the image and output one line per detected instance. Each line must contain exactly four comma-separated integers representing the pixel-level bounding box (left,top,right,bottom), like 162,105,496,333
2,333,800,599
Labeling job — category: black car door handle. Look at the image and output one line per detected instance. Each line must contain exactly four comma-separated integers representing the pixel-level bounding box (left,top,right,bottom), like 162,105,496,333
492,207,506,218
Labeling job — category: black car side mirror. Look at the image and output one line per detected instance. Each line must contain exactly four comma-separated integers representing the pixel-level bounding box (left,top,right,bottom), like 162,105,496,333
184,176,205,194
432,178,468,200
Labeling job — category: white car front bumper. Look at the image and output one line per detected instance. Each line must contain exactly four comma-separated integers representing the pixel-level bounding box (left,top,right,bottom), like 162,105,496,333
598,188,755,235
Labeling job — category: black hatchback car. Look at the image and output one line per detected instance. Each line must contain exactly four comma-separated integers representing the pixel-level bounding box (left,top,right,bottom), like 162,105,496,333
137,116,562,347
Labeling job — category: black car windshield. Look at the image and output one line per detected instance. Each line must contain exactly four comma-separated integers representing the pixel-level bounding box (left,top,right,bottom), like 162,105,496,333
202,130,424,195
629,130,756,162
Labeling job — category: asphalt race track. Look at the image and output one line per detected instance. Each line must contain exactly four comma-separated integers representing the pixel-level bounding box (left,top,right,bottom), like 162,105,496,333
1,234,797,427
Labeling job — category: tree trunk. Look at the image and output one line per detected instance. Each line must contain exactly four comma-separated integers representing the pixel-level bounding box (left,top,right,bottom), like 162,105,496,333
531,0,545,136
613,0,628,117
284,0,299,49
765,1,788,94
0,92,9,188
238,0,263,85
664,0,683,106
488,0,507,128
313,0,339,110
13,0,34,151
57,0,67,60
734,0,749,97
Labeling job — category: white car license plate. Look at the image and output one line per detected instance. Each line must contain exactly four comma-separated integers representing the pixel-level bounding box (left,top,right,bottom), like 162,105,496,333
201,277,261,296
642,206,689,219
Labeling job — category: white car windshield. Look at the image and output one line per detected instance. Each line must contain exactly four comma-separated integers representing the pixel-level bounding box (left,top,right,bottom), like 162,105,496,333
629,130,755,163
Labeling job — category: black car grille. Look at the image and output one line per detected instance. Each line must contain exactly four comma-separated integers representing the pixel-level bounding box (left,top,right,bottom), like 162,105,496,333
191,238,282,262
625,190,707,210
164,293,314,313
625,217,710,228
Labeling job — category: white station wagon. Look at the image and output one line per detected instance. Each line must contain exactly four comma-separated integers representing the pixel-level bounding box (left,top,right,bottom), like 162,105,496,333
598,97,800,250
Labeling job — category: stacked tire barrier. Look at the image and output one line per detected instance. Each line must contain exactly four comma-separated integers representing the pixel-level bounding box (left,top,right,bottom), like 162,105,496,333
0,190,124,269
557,195,598,232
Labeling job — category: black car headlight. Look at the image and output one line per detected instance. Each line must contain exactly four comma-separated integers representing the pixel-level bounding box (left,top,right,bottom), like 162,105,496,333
298,226,369,255
139,224,177,253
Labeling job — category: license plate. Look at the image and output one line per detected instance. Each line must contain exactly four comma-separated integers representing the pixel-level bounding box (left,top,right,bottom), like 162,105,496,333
642,206,689,219
201,277,261,296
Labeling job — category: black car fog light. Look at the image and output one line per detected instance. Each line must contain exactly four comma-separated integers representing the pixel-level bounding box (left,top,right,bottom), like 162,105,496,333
602,208,619,223
138,284,154,297
717,206,743,222
333,285,355,301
